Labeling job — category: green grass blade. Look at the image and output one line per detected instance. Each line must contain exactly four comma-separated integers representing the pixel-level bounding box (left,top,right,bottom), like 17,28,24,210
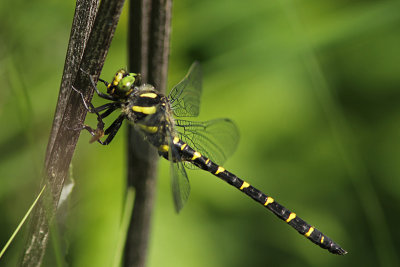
112,187,135,267
0,185,47,259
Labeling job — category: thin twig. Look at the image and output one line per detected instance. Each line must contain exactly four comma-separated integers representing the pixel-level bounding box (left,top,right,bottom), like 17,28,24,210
44,0,99,165
124,0,172,266
21,0,125,265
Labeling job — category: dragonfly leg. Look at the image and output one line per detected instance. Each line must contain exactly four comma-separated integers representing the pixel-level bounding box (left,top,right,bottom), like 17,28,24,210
79,68,118,101
100,114,125,145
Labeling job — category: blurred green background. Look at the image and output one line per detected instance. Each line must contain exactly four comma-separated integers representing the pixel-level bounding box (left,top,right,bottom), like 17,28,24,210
1,0,400,266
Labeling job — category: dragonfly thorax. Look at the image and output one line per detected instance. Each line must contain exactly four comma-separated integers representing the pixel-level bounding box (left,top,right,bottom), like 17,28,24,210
122,85,175,151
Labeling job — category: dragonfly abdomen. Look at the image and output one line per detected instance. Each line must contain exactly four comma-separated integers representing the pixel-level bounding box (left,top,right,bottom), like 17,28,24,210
173,136,347,255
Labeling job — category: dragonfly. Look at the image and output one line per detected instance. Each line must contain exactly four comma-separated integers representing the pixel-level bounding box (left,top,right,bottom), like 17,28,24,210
73,62,347,255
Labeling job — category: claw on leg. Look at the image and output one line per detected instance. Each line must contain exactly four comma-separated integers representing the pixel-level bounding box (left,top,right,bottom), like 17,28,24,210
81,125,105,144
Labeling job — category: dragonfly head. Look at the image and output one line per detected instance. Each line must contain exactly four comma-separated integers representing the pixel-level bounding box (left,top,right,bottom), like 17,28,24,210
108,69,141,98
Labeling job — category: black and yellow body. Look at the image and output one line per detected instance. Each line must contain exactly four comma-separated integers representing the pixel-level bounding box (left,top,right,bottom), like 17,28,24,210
168,136,346,254
75,62,347,255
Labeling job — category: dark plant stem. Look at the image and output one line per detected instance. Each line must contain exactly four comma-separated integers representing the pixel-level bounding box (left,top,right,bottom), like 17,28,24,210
44,0,99,164
124,0,172,266
21,0,125,265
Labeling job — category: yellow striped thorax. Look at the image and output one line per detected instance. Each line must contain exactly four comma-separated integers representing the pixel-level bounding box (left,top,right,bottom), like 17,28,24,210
132,105,157,115
125,83,173,152
137,123,158,133
107,69,140,98
129,84,165,118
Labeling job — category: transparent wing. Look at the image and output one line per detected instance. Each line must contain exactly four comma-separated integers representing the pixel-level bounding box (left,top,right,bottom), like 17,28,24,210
168,62,202,117
170,160,191,213
175,118,240,166
167,134,191,213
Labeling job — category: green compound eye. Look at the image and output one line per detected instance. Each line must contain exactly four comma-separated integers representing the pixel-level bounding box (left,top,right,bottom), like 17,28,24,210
118,73,137,91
